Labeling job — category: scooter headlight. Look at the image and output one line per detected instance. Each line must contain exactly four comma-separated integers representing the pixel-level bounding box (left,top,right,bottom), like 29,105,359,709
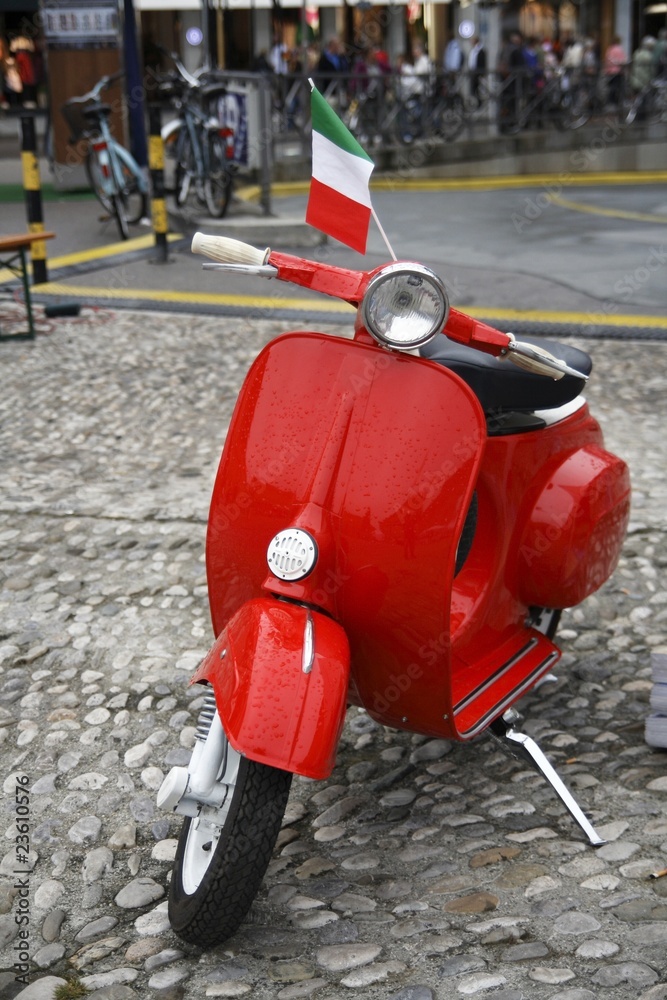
361,263,449,351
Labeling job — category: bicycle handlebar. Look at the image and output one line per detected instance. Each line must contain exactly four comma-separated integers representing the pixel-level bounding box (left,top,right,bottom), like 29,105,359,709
156,43,201,89
73,70,125,103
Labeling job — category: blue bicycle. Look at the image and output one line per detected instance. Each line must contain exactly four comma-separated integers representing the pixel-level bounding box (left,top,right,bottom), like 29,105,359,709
62,72,149,241
158,51,235,219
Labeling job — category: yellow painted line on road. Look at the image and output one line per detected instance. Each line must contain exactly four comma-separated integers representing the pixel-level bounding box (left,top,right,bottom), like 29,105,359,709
0,232,182,285
237,172,667,201
547,193,667,224
30,282,667,329
31,282,356,312
470,306,667,329
47,232,182,269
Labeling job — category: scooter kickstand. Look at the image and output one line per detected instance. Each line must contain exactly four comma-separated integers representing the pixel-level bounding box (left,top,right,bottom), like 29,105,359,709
489,710,606,847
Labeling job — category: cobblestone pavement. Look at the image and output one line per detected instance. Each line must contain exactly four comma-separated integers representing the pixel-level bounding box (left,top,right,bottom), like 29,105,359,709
1,305,666,1000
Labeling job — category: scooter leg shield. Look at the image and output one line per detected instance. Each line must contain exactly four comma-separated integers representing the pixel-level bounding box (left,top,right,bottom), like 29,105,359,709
190,598,350,780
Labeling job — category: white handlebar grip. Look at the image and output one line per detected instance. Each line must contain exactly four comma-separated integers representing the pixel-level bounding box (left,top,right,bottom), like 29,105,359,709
191,232,270,266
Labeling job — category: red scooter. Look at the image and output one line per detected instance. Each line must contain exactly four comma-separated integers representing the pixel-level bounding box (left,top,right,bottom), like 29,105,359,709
158,233,630,948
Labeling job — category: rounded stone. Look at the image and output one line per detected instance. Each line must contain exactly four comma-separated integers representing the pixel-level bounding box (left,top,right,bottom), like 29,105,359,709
114,877,165,909
341,960,407,987
552,912,601,935
41,908,66,943
83,846,114,883
68,815,102,845
529,967,576,984
444,893,499,915
592,963,659,987
576,939,620,958
76,915,119,942
457,973,507,995
316,943,382,971
33,941,66,968
34,879,64,912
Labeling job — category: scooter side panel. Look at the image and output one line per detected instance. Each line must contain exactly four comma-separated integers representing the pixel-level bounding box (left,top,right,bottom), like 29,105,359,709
206,333,486,738
516,443,631,608
191,598,350,780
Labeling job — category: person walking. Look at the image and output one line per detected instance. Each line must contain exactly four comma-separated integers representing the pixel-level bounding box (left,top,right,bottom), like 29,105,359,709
498,31,525,132
630,35,657,118
603,35,627,108
654,28,667,78
468,36,487,106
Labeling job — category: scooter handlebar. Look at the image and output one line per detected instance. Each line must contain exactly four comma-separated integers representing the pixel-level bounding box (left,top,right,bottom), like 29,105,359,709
192,232,270,267
507,336,588,381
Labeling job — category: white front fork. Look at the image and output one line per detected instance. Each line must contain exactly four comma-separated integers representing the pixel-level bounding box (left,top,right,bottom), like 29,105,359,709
157,708,239,819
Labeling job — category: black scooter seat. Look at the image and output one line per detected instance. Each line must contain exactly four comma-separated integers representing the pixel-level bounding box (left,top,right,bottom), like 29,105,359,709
420,335,592,414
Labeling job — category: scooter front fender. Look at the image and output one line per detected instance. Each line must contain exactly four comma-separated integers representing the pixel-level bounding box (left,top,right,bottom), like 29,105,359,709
191,598,350,780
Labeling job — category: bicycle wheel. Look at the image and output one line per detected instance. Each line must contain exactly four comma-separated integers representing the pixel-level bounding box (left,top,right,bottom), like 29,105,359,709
565,87,591,129
168,724,292,949
85,149,114,215
397,96,423,144
174,132,195,207
435,95,465,140
204,134,233,219
119,164,148,224
111,192,130,241
644,85,667,124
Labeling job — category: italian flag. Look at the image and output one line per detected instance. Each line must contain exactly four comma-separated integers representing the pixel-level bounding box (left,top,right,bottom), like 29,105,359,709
306,85,375,254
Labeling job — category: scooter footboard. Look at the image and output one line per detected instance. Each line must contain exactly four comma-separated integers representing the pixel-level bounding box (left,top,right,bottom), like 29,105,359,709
191,598,350,780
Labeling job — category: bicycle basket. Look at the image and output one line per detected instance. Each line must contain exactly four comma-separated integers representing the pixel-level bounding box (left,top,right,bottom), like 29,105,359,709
62,99,96,142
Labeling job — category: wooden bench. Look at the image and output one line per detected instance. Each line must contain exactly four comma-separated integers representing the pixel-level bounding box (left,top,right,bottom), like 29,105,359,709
0,231,55,341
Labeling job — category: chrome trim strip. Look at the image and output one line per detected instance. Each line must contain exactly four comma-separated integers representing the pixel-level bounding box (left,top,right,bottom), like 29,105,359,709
533,396,586,426
454,639,539,717
458,651,560,739
302,612,315,674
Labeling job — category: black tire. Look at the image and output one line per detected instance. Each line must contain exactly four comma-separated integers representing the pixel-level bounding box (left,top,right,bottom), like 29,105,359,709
111,192,130,241
85,149,114,215
175,132,195,207
169,748,292,949
397,96,423,144
644,86,667,124
204,135,233,219
436,95,465,140
563,88,591,129
119,168,148,224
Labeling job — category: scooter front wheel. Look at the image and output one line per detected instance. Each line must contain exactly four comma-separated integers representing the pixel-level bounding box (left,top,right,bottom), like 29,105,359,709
169,739,292,948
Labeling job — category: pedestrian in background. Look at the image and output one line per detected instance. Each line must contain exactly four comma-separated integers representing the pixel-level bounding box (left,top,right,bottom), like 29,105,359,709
468,36,486,106
654,29,667,78
443,36,462,83
498,30,525,133
630,35,657,119
603,35,626,108
1,38,23,109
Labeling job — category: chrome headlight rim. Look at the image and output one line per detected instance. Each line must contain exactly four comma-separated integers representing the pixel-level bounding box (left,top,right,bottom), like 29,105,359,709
361,262,449,351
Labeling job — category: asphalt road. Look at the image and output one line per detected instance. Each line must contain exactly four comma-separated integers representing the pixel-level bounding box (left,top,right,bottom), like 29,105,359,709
1,165,667,330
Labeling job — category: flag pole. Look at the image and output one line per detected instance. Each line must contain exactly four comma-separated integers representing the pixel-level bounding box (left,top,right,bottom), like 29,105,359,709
372,207,397,261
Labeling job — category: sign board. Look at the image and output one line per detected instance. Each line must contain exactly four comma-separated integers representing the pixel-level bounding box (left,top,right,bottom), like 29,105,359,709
216,80,270,171
42,0,119,49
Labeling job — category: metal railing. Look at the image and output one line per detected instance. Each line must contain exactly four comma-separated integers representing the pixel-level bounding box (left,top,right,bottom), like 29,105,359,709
268,65,666,154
